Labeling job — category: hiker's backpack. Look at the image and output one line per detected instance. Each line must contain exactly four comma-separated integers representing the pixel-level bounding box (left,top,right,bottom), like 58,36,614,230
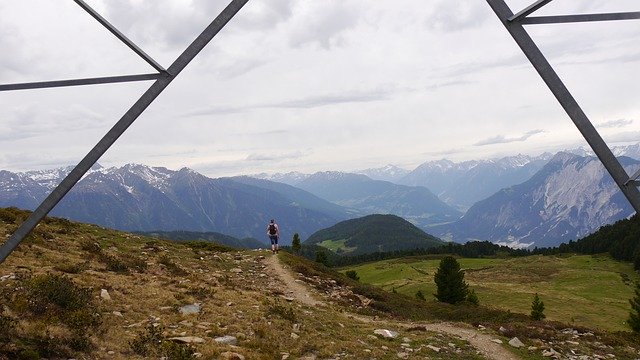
268,223,277,235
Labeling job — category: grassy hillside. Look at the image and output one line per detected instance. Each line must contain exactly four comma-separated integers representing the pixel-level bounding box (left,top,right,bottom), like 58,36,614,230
344,254,640,332
2,207,639,359
305,214,444,255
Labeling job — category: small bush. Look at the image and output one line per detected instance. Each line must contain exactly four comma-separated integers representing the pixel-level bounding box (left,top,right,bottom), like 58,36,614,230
54,261,89,274
102,254,130,273
0,315,16,344
267,301,297,322
130,324,164,356
531,293,546,320
80,239,103,255
415,290,426,301
158,255,188,276
26,274,92,315
466,289,479,306
345,270,359,281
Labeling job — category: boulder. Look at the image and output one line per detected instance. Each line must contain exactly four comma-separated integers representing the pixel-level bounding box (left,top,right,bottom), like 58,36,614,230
374,329,399,339
179,303,201,315
168,336,206,343
508,337,525,348
214,335,238,345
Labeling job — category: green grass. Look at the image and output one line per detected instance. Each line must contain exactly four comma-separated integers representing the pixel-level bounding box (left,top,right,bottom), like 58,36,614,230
317,239,357,254
343,254,640,332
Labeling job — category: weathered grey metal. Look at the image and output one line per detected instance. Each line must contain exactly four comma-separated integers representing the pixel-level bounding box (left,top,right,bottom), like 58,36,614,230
486,0,640,214
73,0,166,73
521,12,640,24
0,73,164,92
508,0,553,22
628,169,640,186
0,0,249,264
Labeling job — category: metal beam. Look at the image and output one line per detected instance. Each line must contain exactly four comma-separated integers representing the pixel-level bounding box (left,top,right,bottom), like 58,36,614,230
486,0,640,214
508,0,553,22
522,12,640,25
0,73,164,92
73,0,167,74
0,0,249,264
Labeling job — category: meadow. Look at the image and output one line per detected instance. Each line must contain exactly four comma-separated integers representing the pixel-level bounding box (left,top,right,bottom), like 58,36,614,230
343,254,640,332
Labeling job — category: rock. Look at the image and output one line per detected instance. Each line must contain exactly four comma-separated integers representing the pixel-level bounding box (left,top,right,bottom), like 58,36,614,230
509,337,525,348
499,326,507,333
528,346,539,351
374,329,399,339
220,352,245,360
214,335,238,345
168,336,206,343
542,348,561,357
230,268,243,273
112,311,123,317
396,352,409,359
292,323,301,332
179,303,201,315
426,345,440,352
100,289,111,301
291,332,299,340
491,339,503,344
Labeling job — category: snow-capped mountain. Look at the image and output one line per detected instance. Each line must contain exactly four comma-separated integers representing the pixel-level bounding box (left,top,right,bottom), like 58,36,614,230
0,164,351,243
399,154,552,211
432,152,639,248
251,171,310,186
567,143,640,161
355,164,410,183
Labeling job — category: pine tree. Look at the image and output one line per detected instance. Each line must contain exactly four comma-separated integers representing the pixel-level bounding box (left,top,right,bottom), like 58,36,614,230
315,250,328,266
628,282,640,332
291,233,301,254
531,293,546,320
433,256,468,304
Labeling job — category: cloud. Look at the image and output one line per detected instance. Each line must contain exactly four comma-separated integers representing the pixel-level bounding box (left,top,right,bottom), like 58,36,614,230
288,2,360,49
182,88,391,117
246,150,309,162
607,131,640,143
474,129,545,146
598,119,633,129
425,0,488,32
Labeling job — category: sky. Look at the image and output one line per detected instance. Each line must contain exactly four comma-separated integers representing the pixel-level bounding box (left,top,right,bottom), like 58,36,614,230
0,0,638,178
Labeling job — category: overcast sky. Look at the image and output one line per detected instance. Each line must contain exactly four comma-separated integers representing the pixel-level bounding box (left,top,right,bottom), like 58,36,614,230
0,0,638,177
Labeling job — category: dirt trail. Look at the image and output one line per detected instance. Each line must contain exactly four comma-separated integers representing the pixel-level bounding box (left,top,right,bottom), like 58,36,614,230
265,254,520,360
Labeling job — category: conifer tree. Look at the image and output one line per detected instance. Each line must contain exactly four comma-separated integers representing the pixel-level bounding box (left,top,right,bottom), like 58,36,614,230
628,282,640,332
433,256,468,304
315,250,328,266
531,293,546,320
291,233,301,254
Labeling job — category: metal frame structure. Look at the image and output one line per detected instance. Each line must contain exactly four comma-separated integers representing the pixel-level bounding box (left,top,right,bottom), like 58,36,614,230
0,0,249,263
486,0,640,212
0,0,638,263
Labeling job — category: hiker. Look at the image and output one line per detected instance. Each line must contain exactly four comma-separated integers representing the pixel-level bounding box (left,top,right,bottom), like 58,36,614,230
267,219,280,254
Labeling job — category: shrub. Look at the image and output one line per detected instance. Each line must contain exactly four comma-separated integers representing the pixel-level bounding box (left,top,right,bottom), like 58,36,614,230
158,255,188,276
130,324,164,356
434,256,468,304
26,274,92,315
466,289,479,306
628,282,640,332
415,290,426,301
315,250,329,266
0,315,16,344
345,270,359,281
531,293,546,320
267,301,297,323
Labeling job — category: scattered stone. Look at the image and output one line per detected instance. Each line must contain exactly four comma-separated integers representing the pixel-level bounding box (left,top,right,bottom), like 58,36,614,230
220,351,245,360
112,311,123,317
381,346,389,350
491,339,503,344
169,336,205,343
283,296,295,302
477,325,486,330
499,326,507,333
293,323,301,332
0,274,15,282
226,302,234,306
291,332,299,340
402,337,411,343
214,335,238,345
528,346,539,351
230,268,243,273
374,329,399,339
396,352,409,359
100,289,111,301
509,337,525,348
542,348,561,357
179,303,201,315
193,353,203,358
426,345,440,353
107,350,115,355
281,353,290,360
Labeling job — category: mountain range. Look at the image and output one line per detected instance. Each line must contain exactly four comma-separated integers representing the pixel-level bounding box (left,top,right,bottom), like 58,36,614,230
0,164,349,244
1,143,639,250
432,152,639,248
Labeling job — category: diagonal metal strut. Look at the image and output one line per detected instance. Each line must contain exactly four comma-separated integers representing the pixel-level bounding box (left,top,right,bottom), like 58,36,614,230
487,0,640,215
0,0,250,264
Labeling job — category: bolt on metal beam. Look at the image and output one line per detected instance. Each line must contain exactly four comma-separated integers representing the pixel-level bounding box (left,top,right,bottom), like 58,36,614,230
487,0,640,214
0,0,250,264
